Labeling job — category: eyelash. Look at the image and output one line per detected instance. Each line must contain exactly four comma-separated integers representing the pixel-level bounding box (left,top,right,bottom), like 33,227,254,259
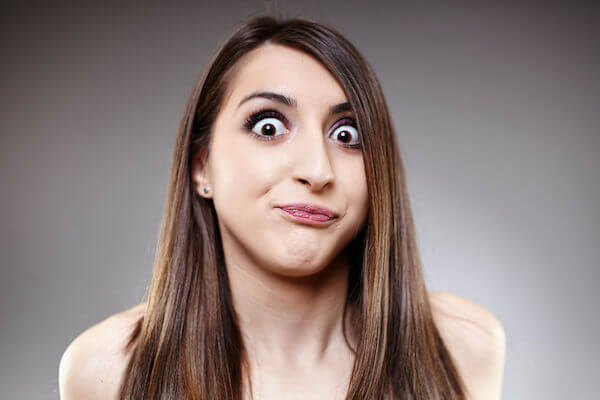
242,107,361,149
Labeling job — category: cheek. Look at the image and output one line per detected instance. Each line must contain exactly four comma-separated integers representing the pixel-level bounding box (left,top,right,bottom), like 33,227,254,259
343,158,368,201
211,138,275,198
342,159,369,226
211,136,284,211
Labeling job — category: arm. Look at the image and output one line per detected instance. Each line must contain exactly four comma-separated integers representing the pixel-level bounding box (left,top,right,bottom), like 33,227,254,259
58,308,141,399
429,291,507,400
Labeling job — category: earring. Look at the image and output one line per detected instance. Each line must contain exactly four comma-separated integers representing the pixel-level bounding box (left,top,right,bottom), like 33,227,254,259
202,186,211,196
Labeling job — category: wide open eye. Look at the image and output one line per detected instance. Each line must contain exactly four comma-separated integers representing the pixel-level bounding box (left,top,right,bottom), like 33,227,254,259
329,118,361,149
243,109,289,141
251,117,287,138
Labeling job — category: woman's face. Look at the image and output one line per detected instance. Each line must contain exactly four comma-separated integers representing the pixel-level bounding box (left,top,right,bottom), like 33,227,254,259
193,43,368,278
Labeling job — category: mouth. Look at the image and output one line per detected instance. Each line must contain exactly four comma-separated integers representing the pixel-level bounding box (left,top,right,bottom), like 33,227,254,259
276,203,339,226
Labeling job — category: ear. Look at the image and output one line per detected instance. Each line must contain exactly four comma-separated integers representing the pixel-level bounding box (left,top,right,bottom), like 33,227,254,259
191,150,211,197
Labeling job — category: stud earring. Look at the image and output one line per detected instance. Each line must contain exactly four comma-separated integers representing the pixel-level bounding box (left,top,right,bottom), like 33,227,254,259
202,186,211,196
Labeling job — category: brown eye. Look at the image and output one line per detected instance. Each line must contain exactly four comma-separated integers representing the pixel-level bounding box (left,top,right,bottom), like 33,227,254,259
261,123,276,136
250,117,288,138
336,129,352,143
330,123,360,148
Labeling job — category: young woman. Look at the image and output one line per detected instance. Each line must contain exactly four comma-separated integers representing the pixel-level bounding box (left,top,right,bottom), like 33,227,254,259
58,15,506,400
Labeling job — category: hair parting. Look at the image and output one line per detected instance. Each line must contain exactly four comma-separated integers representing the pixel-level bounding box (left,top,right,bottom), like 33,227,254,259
118,14,467,400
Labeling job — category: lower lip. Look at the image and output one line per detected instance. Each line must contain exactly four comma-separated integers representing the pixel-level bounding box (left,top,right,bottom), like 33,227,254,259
277,207,336,226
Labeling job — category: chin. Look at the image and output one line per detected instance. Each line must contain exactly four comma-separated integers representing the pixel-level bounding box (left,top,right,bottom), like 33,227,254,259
268,259,328,279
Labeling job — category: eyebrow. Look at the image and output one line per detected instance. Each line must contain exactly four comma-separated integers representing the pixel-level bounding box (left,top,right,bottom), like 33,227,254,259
237,91,353,116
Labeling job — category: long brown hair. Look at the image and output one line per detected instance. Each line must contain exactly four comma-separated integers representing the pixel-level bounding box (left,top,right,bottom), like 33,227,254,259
118,14,468,400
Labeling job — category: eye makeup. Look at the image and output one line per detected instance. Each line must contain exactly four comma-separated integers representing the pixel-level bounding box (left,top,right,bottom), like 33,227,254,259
241,106,362,149
330,117,361,149
242,108,289,141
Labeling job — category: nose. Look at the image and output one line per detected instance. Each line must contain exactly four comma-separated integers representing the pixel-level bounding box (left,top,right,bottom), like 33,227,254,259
292,124,335,192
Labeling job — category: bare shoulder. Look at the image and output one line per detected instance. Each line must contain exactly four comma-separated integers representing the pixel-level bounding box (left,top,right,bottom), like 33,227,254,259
58,303,146,400
428,290,506,400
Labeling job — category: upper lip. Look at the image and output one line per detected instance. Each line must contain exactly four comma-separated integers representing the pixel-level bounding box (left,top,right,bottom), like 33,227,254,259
277,203,339,218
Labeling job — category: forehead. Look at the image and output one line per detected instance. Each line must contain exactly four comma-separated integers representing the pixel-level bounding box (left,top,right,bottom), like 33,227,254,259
223,43,348,110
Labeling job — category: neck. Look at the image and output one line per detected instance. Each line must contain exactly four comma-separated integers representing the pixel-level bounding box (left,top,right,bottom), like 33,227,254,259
225,250,355,369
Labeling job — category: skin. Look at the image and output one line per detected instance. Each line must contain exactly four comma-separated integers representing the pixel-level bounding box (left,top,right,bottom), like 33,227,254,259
58,44,506,400
191,43,369,398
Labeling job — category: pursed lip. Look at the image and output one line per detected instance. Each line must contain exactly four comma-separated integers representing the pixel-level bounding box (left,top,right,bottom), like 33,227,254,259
276,203,339,219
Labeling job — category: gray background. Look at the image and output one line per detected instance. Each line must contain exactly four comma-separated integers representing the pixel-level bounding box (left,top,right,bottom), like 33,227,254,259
1,1,598,399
